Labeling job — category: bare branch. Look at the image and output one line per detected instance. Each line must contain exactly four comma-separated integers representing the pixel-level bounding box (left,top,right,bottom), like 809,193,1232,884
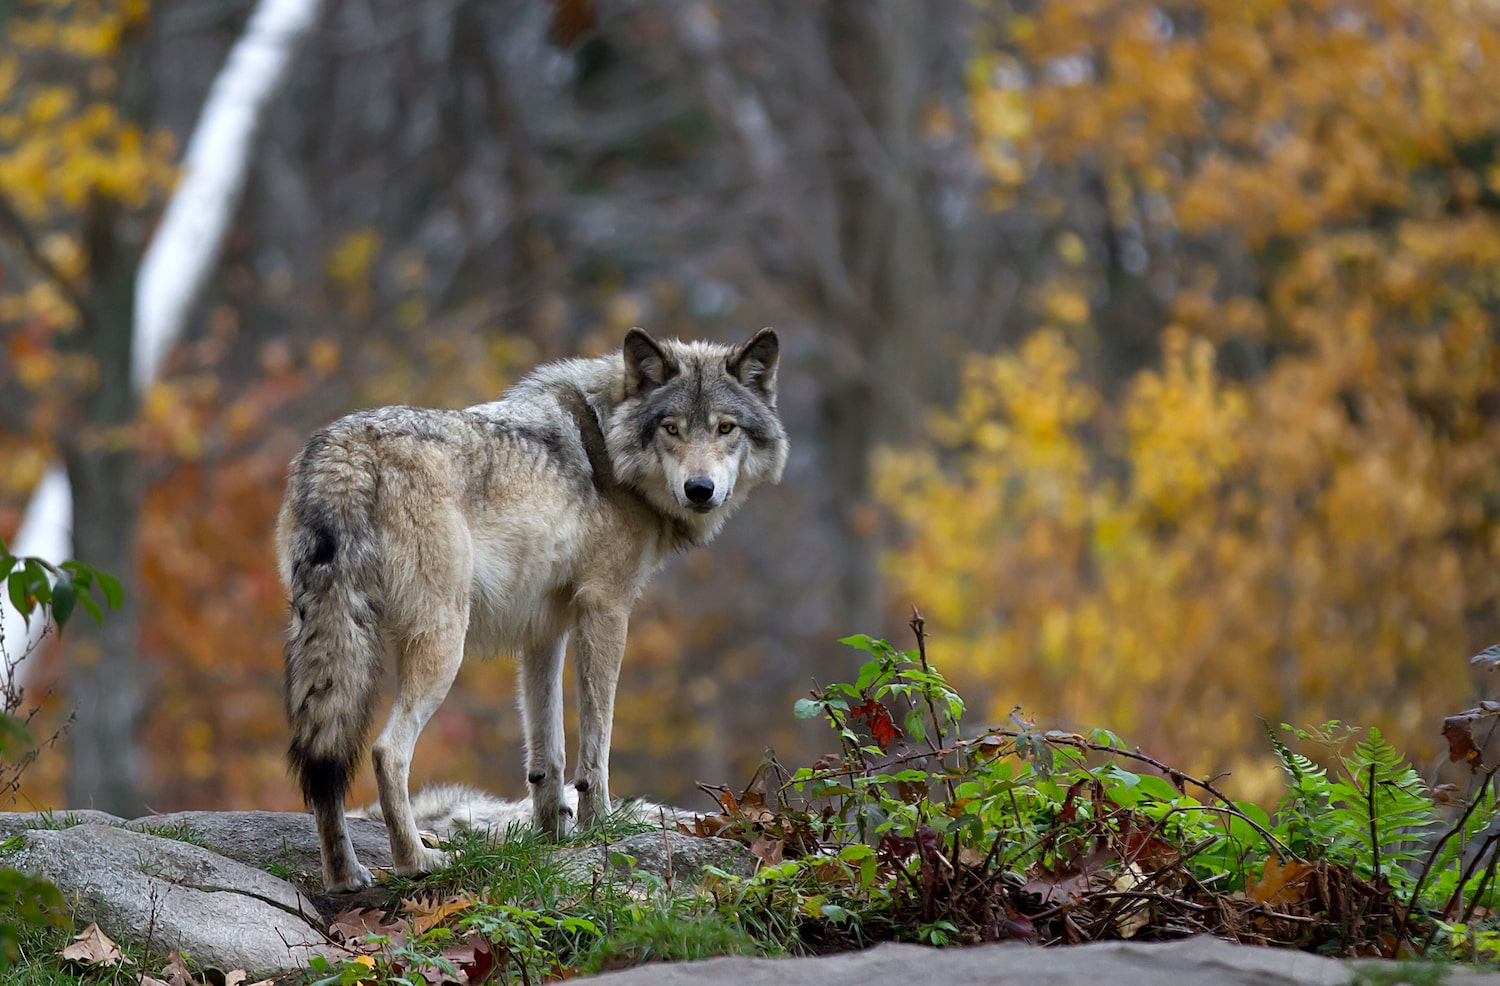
0,194,87,314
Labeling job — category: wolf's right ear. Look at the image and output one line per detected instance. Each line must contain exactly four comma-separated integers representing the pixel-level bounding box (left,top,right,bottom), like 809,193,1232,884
622,327,678,396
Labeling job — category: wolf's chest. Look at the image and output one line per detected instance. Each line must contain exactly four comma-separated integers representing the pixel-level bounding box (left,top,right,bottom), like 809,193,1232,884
461,518,585,655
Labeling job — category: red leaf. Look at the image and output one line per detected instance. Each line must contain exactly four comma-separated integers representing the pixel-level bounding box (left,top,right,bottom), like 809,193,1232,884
850,698,902,750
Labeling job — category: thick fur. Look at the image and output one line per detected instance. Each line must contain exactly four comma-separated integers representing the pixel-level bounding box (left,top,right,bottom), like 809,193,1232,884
280,328,787,891
350,783,700,838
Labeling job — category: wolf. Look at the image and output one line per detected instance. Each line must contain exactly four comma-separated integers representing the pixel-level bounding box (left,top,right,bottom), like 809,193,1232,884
350,783,700,839
279,327,786,892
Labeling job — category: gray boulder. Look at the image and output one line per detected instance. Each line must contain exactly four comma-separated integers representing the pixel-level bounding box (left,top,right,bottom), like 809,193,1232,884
0,809,123,839
4,823,333,975
571,936,1493,986
555,831,756,886
127,809,393,881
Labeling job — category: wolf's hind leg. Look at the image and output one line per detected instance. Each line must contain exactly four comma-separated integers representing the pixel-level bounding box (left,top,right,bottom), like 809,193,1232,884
311,772,373,892
520,636,570,837
373,617,466,875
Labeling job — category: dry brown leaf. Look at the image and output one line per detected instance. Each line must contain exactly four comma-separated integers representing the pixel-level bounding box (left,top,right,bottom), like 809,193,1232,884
160,952,198,986
748,834,784,866
1113,864,1150,939
223,971,246,986
1249,855,1316,906
330,907,400,945
402,894,475,935
59,923,133,968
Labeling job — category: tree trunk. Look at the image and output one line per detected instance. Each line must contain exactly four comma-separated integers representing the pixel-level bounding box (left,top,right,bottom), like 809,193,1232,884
62,195,146,815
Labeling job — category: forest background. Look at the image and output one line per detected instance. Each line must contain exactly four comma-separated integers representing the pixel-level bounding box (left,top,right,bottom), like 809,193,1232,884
2,0,1497,818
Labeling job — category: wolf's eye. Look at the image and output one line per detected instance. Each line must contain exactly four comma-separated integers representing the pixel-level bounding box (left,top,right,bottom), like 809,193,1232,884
717,421,736,435
663,422,679,436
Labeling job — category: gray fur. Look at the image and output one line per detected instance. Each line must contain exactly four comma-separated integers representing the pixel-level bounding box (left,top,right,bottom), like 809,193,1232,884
350,783,700,837
279,328,786,891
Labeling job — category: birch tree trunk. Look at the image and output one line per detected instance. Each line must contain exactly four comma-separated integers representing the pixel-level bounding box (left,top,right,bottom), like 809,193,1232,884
0,0,329,812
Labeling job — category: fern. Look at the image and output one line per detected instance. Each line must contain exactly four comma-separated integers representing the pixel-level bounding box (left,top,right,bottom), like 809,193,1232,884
1336,727,1436,892
1266,721,1340,859
1267,723,1440,897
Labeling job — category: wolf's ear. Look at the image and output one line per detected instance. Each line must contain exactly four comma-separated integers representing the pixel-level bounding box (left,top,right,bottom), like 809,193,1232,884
622,327,678,396
729,327,779,404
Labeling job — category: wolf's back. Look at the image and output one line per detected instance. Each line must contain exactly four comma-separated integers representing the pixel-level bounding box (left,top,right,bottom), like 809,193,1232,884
280,429,385,807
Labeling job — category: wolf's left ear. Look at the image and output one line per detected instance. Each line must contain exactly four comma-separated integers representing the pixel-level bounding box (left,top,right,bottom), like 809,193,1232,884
623,327,678,397
729,327,779,404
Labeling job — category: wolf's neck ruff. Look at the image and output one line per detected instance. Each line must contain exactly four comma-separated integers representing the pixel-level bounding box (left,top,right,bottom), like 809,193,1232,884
277,327,788,892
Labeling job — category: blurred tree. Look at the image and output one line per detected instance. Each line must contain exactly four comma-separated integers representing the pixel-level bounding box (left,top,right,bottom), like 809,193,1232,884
0,0,324,813
879,0,1500,795
0,0,175,813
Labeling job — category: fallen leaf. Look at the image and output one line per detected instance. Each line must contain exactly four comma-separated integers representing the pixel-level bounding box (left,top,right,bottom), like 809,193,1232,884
330,907,400,945
161,952,197,986
748,834,784,866
1249,855,1316,906
402,894,475,935
224,972,246,986
1113,864,1149,938
58,923,133,968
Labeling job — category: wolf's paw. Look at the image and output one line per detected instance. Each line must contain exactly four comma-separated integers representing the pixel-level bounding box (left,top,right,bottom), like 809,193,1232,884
394,846,452,876
576,789,612,828
325,861,374,893
534,801,575,840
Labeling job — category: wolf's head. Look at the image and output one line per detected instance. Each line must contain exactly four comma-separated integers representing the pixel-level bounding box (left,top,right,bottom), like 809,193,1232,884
606,327,789,538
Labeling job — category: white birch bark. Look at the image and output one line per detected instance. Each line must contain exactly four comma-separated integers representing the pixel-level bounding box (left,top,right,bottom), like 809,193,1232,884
3,0,328,672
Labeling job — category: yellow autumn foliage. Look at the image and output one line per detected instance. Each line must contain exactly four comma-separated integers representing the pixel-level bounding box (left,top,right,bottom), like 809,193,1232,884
880,0,1500,797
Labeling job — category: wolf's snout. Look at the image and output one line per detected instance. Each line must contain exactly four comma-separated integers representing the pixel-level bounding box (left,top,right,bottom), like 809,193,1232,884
684,477,716,504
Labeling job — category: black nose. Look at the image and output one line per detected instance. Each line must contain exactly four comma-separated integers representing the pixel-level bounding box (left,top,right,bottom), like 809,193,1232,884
684,477,715,504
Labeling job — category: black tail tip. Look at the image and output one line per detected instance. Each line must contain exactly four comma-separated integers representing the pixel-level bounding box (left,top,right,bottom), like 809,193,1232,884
288,745,351,807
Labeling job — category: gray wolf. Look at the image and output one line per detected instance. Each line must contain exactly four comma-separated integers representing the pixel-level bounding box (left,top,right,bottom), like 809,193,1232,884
279,328,786,891
351,783,700,838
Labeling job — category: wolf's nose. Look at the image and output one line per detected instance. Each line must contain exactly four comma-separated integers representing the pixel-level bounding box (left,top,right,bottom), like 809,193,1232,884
684,477,716,503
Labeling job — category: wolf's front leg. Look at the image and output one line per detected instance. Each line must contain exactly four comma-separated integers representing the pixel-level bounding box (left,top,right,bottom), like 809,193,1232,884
572,604,628,826
520,637,571,837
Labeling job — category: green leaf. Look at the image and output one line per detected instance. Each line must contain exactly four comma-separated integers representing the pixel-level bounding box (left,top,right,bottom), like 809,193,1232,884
50,579,76,631
819,903,855,924
793,698,824,719
96,571,123,609
7,572,29,623
0,714,32,758
838,634,893,656
78,593,103,624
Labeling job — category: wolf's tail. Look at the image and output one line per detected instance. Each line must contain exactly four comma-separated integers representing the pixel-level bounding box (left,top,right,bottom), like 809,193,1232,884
282,434,384,810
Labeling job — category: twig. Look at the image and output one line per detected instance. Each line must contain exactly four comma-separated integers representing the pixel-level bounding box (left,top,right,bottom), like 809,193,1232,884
0,193,87,314
1395,767,1496,949
659,806,673,895
1422,830,1500,955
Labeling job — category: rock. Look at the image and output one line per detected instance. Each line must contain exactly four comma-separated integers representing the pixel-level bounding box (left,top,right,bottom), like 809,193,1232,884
4,823,333,975
0,809,124,839
568,936,1500,986
127,810,393,880
554,831,756,886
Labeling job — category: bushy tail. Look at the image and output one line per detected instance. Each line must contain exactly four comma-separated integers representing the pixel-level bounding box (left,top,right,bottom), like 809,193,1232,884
283,435,384,810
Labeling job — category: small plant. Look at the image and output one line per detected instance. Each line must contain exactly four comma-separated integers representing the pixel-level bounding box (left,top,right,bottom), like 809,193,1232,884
0,543,122,973
684,614,1500,962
